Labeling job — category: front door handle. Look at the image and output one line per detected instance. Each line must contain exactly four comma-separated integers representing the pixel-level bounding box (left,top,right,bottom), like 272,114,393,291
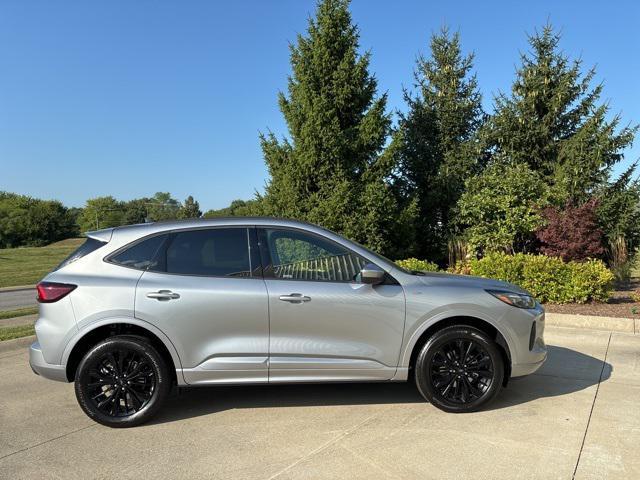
279,293,311,304
146,290,180,301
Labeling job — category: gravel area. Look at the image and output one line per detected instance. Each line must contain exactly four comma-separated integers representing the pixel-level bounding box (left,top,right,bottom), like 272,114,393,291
544,279,639,319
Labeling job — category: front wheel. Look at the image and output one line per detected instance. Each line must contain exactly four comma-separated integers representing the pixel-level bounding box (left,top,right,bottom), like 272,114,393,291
74,335,171,427
414,326,504,413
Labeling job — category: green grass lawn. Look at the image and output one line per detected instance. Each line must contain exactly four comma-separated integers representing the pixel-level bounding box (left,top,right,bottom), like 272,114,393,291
0,238,84,288
0,306,38,320
0,324,35,341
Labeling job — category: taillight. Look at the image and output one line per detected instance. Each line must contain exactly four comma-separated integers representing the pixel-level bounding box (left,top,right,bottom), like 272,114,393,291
36,282,77,303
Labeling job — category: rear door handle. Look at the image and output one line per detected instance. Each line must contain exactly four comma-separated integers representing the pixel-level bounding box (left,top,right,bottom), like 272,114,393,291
146,290,180,301
279,293,311,303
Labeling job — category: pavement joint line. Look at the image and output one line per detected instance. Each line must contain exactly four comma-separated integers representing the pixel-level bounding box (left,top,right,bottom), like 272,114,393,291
266,411,382,480
340,443,404,480
571,331,612,480
0,424,96,462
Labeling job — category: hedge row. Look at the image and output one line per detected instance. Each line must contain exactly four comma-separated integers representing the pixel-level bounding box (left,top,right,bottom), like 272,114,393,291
396,253,614,304
395,258,439,273
449,253,614,304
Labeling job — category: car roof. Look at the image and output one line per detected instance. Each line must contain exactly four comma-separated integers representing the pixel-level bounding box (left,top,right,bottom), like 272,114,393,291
87,217,325,239
85,217,399,273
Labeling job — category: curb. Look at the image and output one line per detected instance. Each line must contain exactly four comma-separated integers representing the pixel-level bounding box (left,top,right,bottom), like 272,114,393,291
545,312,638,334
0,335,36,355
0,285,36,293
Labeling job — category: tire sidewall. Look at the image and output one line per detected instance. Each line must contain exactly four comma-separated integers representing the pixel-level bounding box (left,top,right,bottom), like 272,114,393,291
415,326,504,413
74,335,171,428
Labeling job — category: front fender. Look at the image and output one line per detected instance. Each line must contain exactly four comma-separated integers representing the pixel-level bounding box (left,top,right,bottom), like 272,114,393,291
398,306,517,368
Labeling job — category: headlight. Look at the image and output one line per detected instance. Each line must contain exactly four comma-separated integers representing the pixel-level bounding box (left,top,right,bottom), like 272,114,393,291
486,290,536,309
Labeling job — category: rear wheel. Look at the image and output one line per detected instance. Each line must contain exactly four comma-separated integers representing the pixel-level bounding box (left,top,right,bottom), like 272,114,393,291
414,326,504,413
74,335,171,427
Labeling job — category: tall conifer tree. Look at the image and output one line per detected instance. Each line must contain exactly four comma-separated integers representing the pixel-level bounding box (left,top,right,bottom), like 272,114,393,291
260,0,401,255
484,24,636,202
396,27,484,261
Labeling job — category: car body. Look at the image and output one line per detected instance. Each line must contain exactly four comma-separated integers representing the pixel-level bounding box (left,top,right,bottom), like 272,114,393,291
30,217,546,426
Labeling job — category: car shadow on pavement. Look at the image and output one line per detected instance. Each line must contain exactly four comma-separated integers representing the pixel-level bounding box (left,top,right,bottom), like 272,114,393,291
488,344,611,411
149,344,611,425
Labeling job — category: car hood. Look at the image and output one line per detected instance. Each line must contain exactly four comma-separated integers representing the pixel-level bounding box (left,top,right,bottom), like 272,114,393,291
413,271,529,295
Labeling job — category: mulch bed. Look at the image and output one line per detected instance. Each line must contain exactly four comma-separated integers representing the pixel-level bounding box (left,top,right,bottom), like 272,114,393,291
544,279,640,319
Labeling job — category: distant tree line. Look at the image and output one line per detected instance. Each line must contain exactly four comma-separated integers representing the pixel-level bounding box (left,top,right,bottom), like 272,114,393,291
0,191,202,248
0,192,78,248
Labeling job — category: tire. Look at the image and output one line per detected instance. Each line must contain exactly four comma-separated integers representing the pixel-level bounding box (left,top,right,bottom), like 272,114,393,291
74,335,171,428
414,326,504,413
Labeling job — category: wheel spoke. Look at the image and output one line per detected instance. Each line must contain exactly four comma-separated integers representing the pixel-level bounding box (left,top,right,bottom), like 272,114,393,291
106,353,120,376
463,342,473,364
441,376,456,396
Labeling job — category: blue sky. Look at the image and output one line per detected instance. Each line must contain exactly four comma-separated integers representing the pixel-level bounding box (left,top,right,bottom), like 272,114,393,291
1,0,638,210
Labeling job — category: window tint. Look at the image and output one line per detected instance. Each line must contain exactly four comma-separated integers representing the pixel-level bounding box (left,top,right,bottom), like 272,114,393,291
110,234,168,271
261,228,366,282
166,228,251,277
55,238,106,271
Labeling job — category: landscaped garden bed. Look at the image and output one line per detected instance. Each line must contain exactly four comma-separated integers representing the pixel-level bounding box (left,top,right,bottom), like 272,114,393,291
544,279,639,319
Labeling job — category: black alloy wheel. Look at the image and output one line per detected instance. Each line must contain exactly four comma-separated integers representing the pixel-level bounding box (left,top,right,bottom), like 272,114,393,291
415,326,504,413
75,335,171,427
87,349,156,416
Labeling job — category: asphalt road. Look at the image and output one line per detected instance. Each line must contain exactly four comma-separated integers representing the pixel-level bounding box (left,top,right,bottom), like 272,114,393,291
1,326,638,479
0,288,36,310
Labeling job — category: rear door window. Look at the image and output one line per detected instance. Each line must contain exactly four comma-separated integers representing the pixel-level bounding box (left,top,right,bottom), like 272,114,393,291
109,234,168,271
165,228,252,277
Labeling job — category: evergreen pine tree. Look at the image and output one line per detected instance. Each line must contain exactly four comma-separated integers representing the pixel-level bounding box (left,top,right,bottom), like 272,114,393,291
178,195,202,219
396,27,484,261
260,0,401,255
484,24,636,202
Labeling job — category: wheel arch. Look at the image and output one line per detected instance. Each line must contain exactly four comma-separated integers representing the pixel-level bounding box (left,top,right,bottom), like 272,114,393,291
405,315,512,386
63,319,182,384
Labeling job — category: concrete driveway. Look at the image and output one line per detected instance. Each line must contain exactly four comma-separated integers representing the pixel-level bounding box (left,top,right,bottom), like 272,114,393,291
0,326,638,480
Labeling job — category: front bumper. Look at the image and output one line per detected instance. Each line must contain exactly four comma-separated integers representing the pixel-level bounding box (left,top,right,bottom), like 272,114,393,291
510,309,547,377
29,342,68,382
511,350,547,376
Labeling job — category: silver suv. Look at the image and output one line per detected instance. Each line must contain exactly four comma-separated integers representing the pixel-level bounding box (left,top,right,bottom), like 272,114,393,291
30,218,546,427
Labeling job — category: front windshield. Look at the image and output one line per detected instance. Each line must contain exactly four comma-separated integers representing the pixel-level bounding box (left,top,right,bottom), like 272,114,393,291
344,236,419,274
314,224,428,275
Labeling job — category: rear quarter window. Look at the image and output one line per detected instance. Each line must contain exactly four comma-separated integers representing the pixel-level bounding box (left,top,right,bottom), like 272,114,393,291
55,238,107,271
108,234,168,271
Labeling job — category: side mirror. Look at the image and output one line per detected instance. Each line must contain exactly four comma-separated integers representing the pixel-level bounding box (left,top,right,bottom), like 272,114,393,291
359,263,385,285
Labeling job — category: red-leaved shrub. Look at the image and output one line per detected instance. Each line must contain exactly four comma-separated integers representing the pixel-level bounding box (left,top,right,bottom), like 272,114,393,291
536,199,604,262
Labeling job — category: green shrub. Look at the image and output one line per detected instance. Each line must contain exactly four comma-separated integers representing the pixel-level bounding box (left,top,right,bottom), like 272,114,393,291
568,260,615,303
396,258,439,272
456,253,613,304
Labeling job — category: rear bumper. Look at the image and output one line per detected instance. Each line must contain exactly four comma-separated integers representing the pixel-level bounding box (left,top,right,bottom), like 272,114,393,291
29,342,68,382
